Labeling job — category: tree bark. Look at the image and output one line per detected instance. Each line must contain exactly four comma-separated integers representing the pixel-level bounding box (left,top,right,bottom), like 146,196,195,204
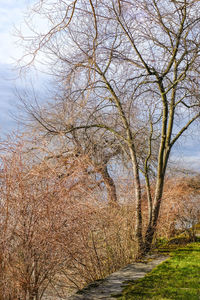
129,145,145,258
144,172,166,254
99,166,118,204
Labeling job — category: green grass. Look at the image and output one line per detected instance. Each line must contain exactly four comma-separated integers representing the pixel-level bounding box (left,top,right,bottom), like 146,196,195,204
115,242,200,300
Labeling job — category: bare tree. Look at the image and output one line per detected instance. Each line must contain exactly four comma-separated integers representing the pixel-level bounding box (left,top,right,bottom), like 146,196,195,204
18,0,200,256
18,89,123,204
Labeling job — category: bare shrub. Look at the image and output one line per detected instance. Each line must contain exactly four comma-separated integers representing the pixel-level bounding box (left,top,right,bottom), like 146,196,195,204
0,139,137,299
156,176,200,240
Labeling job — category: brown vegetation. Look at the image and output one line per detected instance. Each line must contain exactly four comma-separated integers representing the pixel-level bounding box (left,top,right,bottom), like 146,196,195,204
0,137,199,299
0,139,137,299
157,176,200,240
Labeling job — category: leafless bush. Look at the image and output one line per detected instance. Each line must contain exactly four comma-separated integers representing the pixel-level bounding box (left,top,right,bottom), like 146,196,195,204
156,177,200,240
0,139,137,299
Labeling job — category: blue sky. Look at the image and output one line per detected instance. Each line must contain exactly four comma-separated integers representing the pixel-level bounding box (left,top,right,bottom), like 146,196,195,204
0,1,199,171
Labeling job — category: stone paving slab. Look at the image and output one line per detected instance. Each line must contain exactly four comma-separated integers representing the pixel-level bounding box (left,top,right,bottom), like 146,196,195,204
68,255,169,300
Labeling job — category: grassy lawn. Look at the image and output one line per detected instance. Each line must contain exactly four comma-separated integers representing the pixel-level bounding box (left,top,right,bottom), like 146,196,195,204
115,242,200,300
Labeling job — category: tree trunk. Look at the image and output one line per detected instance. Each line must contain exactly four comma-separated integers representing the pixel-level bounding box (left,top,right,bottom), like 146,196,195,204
144,176,165,253
129,145,145,259
99,166,118,204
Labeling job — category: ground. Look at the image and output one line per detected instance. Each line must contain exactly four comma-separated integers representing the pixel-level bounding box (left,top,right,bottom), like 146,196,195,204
115,242,200,299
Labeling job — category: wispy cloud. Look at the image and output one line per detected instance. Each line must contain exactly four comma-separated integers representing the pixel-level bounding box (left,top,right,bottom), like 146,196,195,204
0,2,29,64
171,154,200,172
0,1,43,135
0,63,19,134
171,138,200,172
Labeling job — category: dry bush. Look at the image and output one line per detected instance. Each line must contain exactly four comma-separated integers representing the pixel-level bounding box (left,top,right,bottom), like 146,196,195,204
156,176,200,240
0,139,137,299
128,175,200,243
0,141,95,299
58,205,136,290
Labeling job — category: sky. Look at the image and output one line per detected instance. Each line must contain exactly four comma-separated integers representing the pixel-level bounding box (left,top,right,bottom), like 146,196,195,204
0,1,29,134
0,1,199,172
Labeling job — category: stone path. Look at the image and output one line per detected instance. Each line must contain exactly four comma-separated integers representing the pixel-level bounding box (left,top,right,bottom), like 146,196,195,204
68,255,169,300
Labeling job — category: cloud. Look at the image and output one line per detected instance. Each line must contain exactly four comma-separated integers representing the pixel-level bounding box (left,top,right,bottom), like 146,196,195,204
0,60,53,136
0,1,32,64
0,63,19,134
0,0,50,135
171,148,200,172
172,158,200,172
